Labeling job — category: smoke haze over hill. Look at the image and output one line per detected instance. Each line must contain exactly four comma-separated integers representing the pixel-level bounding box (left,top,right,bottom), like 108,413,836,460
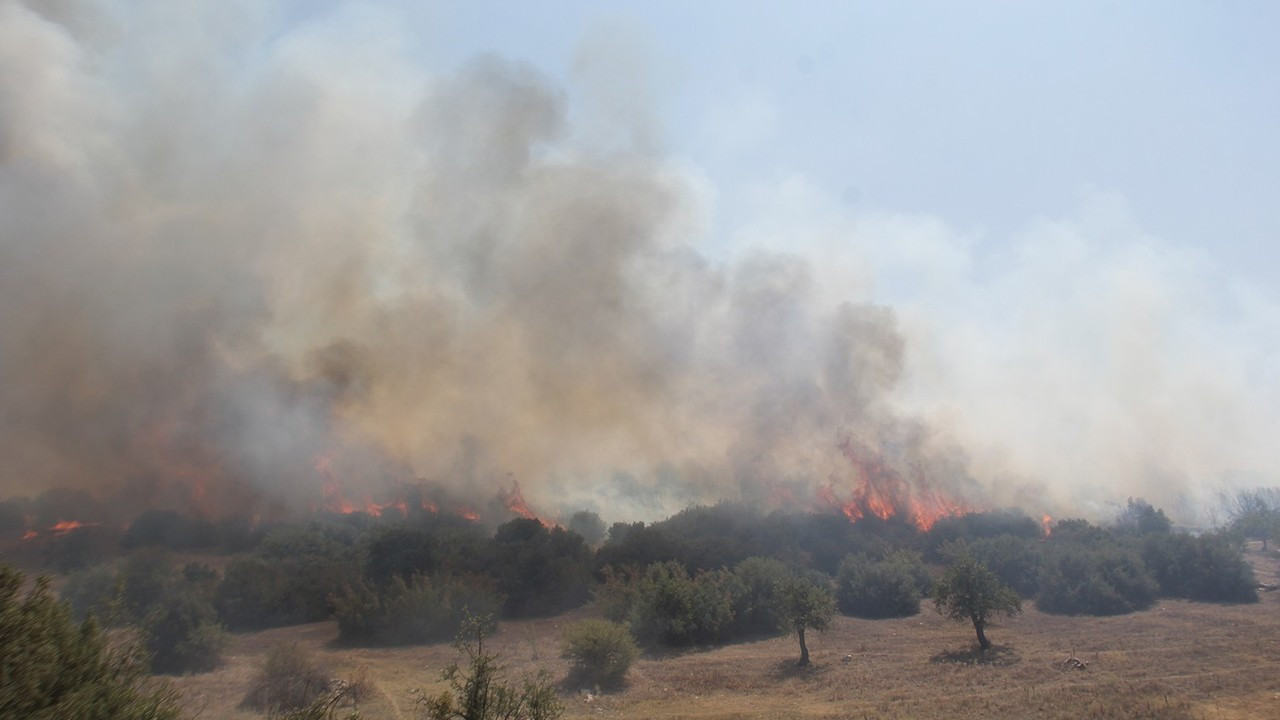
2,1,1277,526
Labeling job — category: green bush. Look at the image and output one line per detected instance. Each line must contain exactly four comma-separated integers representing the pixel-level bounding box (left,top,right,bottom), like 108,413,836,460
834,552,926,618
967,535,1042,597
1142,532,1258,603
621,562,736,647
560,620,639,688
1036,545,1158,615
143,586,228,674
487,519,594,618
727,557,791,636
0,563,182,719
333,574,502,646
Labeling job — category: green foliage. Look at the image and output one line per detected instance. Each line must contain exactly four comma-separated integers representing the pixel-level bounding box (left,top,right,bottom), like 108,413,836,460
60,553,228,675
835,551,926,618
417,615,562,720
0,563,183,720
559,620,639,688
933,553,1021,650
617,562,737,647
779,570,836,665
727,557,791,636
143,586,228,675
333,574,502,646
61,564,122,622
926,510,1042,561
242,643,332,714
1141,532,1258,603
487,519,593,618
1035,544,1158,616
966,535,1042,598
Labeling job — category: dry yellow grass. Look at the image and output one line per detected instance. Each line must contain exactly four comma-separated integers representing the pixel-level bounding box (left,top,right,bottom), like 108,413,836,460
172,548,1280,720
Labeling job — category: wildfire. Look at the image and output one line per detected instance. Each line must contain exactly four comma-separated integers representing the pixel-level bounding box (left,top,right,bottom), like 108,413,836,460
499,479,557,527
1042,513,1053,537
824,437,974,531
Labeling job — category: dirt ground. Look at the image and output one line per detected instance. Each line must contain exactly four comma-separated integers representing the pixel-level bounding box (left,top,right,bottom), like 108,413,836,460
173,547,1280,720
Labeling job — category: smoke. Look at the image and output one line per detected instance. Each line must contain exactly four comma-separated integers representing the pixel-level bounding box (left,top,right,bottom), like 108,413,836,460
2,1,1276,525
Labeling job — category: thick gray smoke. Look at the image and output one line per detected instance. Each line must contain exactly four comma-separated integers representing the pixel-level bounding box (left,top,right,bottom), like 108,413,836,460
0,0,946,524
2,1,1276,525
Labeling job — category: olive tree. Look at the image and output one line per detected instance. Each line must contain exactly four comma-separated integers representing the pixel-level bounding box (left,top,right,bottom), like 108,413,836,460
932,554,1021,651
781,572,835,666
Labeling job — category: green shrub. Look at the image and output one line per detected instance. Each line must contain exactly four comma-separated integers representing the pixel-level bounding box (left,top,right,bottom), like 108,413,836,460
1036,545,1158,615
1142,532,1258,603
560,620,639,688
967,535,1042,597
487,519,594,618
143,586,228,674
728,557,791,636
834,552,925,618
0,563,182,719
621,562,736,647
333,574,502,646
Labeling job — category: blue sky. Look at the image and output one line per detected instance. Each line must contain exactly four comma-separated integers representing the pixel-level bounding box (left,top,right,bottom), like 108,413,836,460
396,1,1280,284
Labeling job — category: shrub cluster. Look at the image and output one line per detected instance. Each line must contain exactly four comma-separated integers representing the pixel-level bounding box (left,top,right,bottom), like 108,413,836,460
835,550,930,618
332,574,502,646
560,620,639,688
598,557,835,651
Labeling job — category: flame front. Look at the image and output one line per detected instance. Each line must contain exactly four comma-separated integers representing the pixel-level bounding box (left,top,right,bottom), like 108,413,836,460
824,436,973,531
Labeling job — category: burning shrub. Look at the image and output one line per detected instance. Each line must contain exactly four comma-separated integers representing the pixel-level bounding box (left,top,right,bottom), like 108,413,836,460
242,642,332,713
560,619,639,688
332,574,502,646
835,551,927,618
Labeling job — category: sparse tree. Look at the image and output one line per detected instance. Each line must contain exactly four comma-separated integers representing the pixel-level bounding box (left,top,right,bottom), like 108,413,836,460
417,614,561,720
933,554,1021,651
780,572,835,666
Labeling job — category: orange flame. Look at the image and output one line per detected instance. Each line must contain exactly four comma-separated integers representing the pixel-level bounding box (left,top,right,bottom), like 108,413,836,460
21,530,38,541
50,520,87,534
829,437,973,532
1041,514,1053,537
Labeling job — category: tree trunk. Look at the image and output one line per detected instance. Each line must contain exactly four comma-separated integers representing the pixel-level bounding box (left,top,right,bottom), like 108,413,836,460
973,618,990,650
797,626,810,666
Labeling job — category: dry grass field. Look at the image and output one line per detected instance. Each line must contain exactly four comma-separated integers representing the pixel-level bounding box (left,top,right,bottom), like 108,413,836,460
173,549,1280,720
